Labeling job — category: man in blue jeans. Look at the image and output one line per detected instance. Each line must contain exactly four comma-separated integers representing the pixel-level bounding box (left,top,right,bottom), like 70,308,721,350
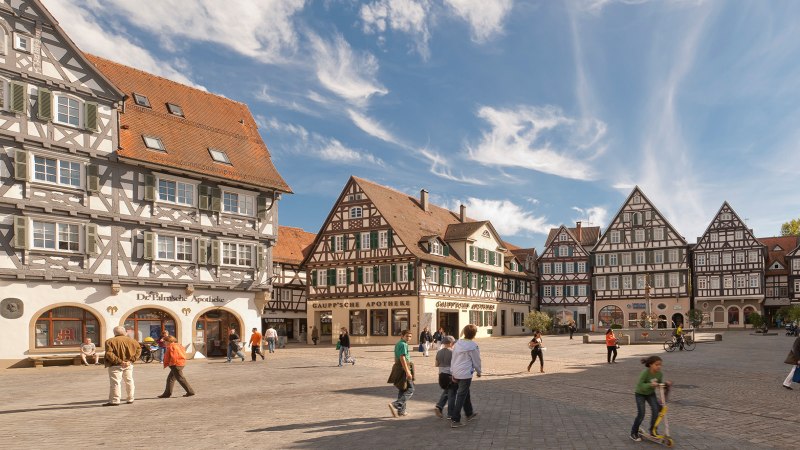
226,329,245,362
449,324,482,428
388,330,414,417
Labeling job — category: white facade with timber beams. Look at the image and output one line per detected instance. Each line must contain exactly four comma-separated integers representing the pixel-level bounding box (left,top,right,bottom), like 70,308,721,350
304,177,536,345
591,187,690,330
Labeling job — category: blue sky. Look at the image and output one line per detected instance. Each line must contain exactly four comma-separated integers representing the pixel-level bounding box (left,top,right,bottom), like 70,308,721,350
46,0,800,249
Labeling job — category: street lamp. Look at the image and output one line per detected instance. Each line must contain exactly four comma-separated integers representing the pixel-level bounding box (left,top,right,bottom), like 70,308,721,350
645,283,654,330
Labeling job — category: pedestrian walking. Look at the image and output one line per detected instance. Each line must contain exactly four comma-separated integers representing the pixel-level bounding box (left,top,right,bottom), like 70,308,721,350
630,356,671,441
606,328,618,363
782,335,800,390
387,329,414,417
450,324,481,428
433,327,445,351
265,325,278,353
311,326,319,345
249,328,265,361
568,321,576,340
226,329,245,363
434,335,456,419
158,336,195,398
420,327,433,357
156,330,169,363
103,326,141,406
338,327,355,366
527,330,544,373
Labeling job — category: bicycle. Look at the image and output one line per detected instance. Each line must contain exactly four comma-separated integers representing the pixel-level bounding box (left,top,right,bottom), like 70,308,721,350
663,335,695,352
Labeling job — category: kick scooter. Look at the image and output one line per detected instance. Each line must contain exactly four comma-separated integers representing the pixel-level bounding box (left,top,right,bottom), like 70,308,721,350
639,383,674,447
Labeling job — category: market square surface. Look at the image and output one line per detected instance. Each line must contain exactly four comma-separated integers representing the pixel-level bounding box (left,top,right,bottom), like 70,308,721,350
1,331,796,449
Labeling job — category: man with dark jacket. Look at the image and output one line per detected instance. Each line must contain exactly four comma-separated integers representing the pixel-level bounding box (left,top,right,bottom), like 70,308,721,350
227,329,245,363
783,336,800,390
104,326,141,406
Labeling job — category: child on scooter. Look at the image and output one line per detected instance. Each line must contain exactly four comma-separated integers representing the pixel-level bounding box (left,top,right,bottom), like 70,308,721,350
630,356,671,442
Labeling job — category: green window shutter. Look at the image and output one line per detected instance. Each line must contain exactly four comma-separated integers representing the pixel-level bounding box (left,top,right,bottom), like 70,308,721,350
86,164,99,193
568,247,574,257
354,233,360,250
357,267,363,284
10,82,26,114
198,238,208,264
198,185,210,210
144,174,155,201
37,88,52,121
143,231,154,260
13,216,27,249
370,231,378,248
347,268,352,285
85,224,98,256
256,245,265,270
310,270,317,287
14,150,28,181
388,229,394,247
491,276,496,291
439,266,444,283
443,244,450,257
327,268,335,286
373,266,379,283
84,102,98,131
469,246,475,261
554,247,559,257
408,263,414,281
211,239,221,265
210,188,221,212
489,251,495,265
257,196,268,219
343,234,349,250
391,264,397,282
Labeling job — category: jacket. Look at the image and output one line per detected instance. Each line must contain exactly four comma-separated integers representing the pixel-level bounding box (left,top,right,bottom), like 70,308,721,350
451,339,482,379
163,342,186,367
104,335,142,367
786,337,800,365
605,333,617,347
339,333,351,348
420,331,432,343
387,359,414,390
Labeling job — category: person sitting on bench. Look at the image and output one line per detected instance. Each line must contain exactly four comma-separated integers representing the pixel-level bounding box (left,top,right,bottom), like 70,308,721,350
80,338,100,365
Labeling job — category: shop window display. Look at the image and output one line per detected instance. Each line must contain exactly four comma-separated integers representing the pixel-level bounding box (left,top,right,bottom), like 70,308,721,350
124,308,176,342
391,309,409,335
350,309,367,336
370,309,388,336
35,306,99,348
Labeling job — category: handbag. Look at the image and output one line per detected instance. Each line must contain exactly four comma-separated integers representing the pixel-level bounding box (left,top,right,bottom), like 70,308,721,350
418,343,424,352
335,340,341,350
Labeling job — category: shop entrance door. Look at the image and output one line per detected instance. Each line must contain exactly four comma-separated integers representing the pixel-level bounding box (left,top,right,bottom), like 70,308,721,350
196,310,242,357
579,314,586,330
500,311,506,336
438,311,459,337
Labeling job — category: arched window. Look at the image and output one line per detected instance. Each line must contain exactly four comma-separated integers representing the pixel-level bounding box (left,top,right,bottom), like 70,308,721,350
124,308,176,342
598,305,624,327
743,306,756,325
35,306,100,348
728,306,740,325
713,306,725,324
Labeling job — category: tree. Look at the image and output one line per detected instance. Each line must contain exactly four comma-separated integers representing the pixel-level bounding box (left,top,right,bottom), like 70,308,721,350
524,311,553,333
747,312,764,329
777,305,800,324
780,218,800,236
687,309,704,328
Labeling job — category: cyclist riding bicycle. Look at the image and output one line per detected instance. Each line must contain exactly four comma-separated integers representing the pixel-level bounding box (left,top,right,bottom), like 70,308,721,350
673,325,684,350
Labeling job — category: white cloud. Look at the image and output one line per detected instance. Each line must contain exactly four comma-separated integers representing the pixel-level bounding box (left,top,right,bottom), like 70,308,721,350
443,0,514,42
255,86,318,115
456,198,555,236
612,182,636,190
347,109,400,144
571,206,608,228
43,0,202,88
467,105,606,180
319,140,385,166
420,149,486,185
309,33,389,106
361,0,433,58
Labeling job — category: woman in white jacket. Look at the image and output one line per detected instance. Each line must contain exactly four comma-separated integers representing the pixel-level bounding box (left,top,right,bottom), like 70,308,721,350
449,324,482,428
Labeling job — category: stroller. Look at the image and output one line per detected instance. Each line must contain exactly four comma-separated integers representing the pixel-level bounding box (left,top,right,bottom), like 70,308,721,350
786,323,798,337
139,341,159,363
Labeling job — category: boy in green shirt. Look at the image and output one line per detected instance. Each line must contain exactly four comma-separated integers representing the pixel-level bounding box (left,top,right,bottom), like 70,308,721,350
388,330,414,417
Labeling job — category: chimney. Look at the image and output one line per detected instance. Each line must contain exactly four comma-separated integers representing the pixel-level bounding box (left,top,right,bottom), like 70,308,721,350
420,189,429,212
460,204,466,223
575,221,583,243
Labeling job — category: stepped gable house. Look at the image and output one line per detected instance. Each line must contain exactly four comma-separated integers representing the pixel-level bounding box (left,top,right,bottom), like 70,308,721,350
303,177,535,345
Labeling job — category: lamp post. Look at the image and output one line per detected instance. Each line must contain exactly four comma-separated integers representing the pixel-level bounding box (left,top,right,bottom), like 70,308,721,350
645,284,654,330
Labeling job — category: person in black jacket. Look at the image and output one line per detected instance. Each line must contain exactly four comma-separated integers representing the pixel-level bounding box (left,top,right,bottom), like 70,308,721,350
783,336,800,389
338,328,355,366
432,327,445,351
420,327,433,357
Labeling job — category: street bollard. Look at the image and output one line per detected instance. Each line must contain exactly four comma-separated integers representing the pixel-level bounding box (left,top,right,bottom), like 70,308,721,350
582,334,589,344
715,334,722,341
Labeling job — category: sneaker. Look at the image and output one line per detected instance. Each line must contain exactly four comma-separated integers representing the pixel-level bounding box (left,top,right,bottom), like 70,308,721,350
388,402,398,418
183,393,195,397
434,407,443,418
126,399,134,404
352,360,356,365
783,385,793,390
466,413,478,422
399,411,409,416
157,394,170,398
451,420,466,428
630,433,642,442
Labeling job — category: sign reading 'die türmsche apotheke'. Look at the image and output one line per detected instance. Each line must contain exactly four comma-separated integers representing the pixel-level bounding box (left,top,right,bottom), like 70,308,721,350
136,292,226,303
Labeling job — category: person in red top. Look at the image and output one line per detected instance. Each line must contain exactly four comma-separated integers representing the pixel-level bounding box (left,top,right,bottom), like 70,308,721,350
157,336,195,398
249,328,265,361
606,328,619,364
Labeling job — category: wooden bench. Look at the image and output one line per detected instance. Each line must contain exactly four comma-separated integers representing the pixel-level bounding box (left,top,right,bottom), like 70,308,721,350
28,354,105,368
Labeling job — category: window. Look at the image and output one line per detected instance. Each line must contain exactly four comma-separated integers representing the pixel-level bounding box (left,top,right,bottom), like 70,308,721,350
559,233,568,241
749,251,759,263
555,285,563,297
622,253,631,266
143,135,166,152
735,230,743,240
469,273,477,289
513,312,525,327
710,253,719,265
222,242,252,266
636,274,646,289
379,265,392,284
133,93,151,107
316,270,327,287
610,231,620,244
542,263,551,274
710,233,718,242
654,228,665,240
334,235,344,253
735,275,746,288
13,33,30,52
363,266,374,284
749,274,759,288
55,95,80,127
710,276,720,289
635,252,645,265
793,259,800,271
349,207,362,219
158,179,194,206
609,253,618,266
430,240,442,255
565,262,574,274
378,230,388,248
222,191,254,216
349,310,366,336
579,285,587,296
645,211,652,220
32,221,79,251
609,276,619,290
543,285,553,296
510,261,518,272
696,254,706,266
35,307,99,348
595,254,605,266
598,305,624,327
559,245,568,256
577,262,586,273
723,276,733,289
333,268,346,286
722,252,732,265
596,276,606,290
166,103,184,117
654,251,664,264
735,252,745,264
721,212,732,221
157,235,193,261
370,310,388,336
554,263,562,274
398,264,409,282
33,155,81,187
635,229,645,242
654,274,665,288
208,148,231,165
623,212,630,222
622,275,632,290
669,273,679,287
698,277,707,289
391,309,410,335
795,280,800,293
454,270,462,287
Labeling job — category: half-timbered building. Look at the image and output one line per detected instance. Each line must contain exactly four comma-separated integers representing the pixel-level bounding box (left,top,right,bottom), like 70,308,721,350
0,0,290,366
758,236,798,325
591,187,690,330
788,241,800,309
266,226,315,342
304,177,535,345
691,203,765,328
538,222,600,331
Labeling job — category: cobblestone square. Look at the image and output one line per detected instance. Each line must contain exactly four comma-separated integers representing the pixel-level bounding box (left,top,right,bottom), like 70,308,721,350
1,331,797,449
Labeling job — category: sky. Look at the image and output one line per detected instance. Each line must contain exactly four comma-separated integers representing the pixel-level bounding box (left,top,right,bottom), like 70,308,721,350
43,0,800,250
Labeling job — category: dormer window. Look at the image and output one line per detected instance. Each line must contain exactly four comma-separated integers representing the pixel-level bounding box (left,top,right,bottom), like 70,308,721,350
166,103,184,117
559,233,568,241
510,261,518,271
133,93,151,108
208,148,231,165
142,135,166,152
431,240,443,256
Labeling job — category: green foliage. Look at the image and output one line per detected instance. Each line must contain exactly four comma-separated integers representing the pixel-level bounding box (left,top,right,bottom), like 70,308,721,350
781,218,800,236
777,305,800,323
524,311,553,333
747,312,764,329
687,309,704,328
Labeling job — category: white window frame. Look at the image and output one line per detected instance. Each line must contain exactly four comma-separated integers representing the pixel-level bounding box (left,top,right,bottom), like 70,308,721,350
654,274,664,288
596,276,606,290
336,268,347,286
156,235,194,262
735,230,743,240
31,219,81,253
748,251,759,263
559,233,568,241
578,285,587,296
595,254,605,266
542,263,551,274
622,275,632,290
53,93,83,128
398,264,409,282
221,242,253,267
749,274,759,288
221,188,255,216
363,266,374,284
554,263,562,274
209,148,231,165
735,252,745,264
710,233,718,242
454,270,462,286
430,240,442,256
635,229,645,242
710,253,719,265
429,266,439,284
735,275,746,289
723,276,733,289
710,276,720,289
559,245,568,256
669,273,679,287
609,253,618,266
610,231,620,244
794,280,800,293
349,207,362,219
31,153,83,188
378,230,388,249
722,252,732,265
698,277,707,289
654,251,664,264
609,276,619,290
470,273,477,289
543,285,552,296
565,262,574,274
443,268,451,285
555,285,563,297
334,235,344,253
635,252,645,265
696,254,706,266
13,32,30,53
622,253,632,266
793,259,800,271
360,232,371,250
636,274,646,289
143,135,166,152
654,228,665,241
317,269,327,287
721,213,732,221
668,249,678,263
156,174,197,207
577,262,586,273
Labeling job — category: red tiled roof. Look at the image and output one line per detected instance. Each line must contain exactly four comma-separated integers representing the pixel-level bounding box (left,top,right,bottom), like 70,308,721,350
545,225,601,248
758,236,798,275
274,226,316,265
85,54,291,193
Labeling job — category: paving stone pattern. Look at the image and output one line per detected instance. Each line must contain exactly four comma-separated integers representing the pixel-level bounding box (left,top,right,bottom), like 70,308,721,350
0,331,796,449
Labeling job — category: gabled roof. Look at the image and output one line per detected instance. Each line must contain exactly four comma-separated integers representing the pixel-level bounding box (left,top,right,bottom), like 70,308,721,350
758,236,799,275
545,225,601,247
445,221,489,241
273,226,316,265
694,202,761,248
595,186,687,250
85,54,291,193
